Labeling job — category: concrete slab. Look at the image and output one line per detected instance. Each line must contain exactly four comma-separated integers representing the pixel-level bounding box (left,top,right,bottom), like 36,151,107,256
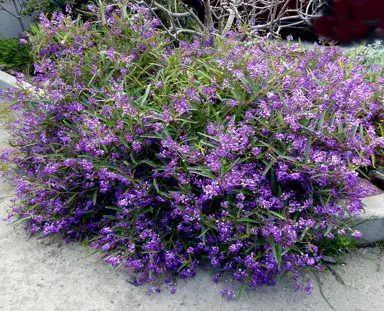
0,69,17,90
355,194,384,243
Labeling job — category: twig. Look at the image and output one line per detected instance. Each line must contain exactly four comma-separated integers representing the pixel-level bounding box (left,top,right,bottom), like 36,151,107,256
133,0,324,39
314,270,336,311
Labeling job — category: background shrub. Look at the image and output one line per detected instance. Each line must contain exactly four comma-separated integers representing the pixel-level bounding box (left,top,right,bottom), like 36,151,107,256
3,1,384,296
346,41,384,73
22,0,92,18
345,42,384,165
0,38,32,73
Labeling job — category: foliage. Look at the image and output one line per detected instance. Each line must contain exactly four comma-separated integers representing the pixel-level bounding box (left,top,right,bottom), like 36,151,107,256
2,2,384,296
22,0,92,18
345,41,384,74
0,38,32,73
344,42,384,164
317,235,358,260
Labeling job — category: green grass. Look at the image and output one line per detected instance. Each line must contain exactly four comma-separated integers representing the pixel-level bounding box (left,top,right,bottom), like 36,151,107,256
318,236,359,262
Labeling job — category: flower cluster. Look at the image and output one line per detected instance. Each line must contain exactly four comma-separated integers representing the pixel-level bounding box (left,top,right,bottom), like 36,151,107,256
344,41,384,164
3,1,384,295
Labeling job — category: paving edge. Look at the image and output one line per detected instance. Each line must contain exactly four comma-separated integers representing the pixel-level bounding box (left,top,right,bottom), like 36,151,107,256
354,193,384,243
0,70,33,91
0,70,18,90
1,70,383,242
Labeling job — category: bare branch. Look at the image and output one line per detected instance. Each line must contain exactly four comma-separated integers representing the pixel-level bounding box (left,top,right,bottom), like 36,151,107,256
133,0,324,40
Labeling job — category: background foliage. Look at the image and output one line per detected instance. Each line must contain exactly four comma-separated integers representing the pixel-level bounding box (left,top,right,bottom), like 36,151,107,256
0,38,32,73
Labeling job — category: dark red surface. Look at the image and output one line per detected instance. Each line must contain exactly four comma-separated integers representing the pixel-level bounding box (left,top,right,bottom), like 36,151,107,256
312,0,384,42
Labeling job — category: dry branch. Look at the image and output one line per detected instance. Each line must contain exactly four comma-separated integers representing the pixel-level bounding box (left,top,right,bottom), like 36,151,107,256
136,0,325,39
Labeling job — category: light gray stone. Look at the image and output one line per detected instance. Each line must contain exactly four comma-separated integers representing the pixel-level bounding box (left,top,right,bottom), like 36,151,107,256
355,194,384,243
0,69,17,90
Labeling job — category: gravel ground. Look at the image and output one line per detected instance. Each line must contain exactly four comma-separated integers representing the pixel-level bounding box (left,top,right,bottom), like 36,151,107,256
1,90,384,311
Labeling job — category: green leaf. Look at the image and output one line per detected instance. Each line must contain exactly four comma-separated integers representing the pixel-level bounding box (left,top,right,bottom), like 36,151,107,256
237,280,248,301
311,71,324,86
269,238,282,270
198,225,210,245
359,124,364,140
234,104,243,124
261,160,275,179
105,205,121,212
197,132,220,142
220,157,244,177
209,104,223,124
92,190,97,206
130,149,137,165
139,84,151,106
238,218,260,224
118,135,130,148
153,178,173,198
324,224,333,237
11,216,32,225
188,167,217,180
268,211,286,220
317,109,327,130
304,137,312,163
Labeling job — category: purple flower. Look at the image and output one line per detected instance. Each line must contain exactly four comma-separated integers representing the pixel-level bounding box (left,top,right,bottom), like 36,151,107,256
305,280,313,295
3,1,382,299
221,288,236,301
352,231,363,239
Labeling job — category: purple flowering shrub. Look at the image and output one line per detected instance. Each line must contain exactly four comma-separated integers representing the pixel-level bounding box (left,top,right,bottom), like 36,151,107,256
3,1,384,294
344,44,384,166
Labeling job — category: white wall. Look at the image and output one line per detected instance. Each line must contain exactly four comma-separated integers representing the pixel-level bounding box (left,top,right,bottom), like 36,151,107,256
0,0,31,38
